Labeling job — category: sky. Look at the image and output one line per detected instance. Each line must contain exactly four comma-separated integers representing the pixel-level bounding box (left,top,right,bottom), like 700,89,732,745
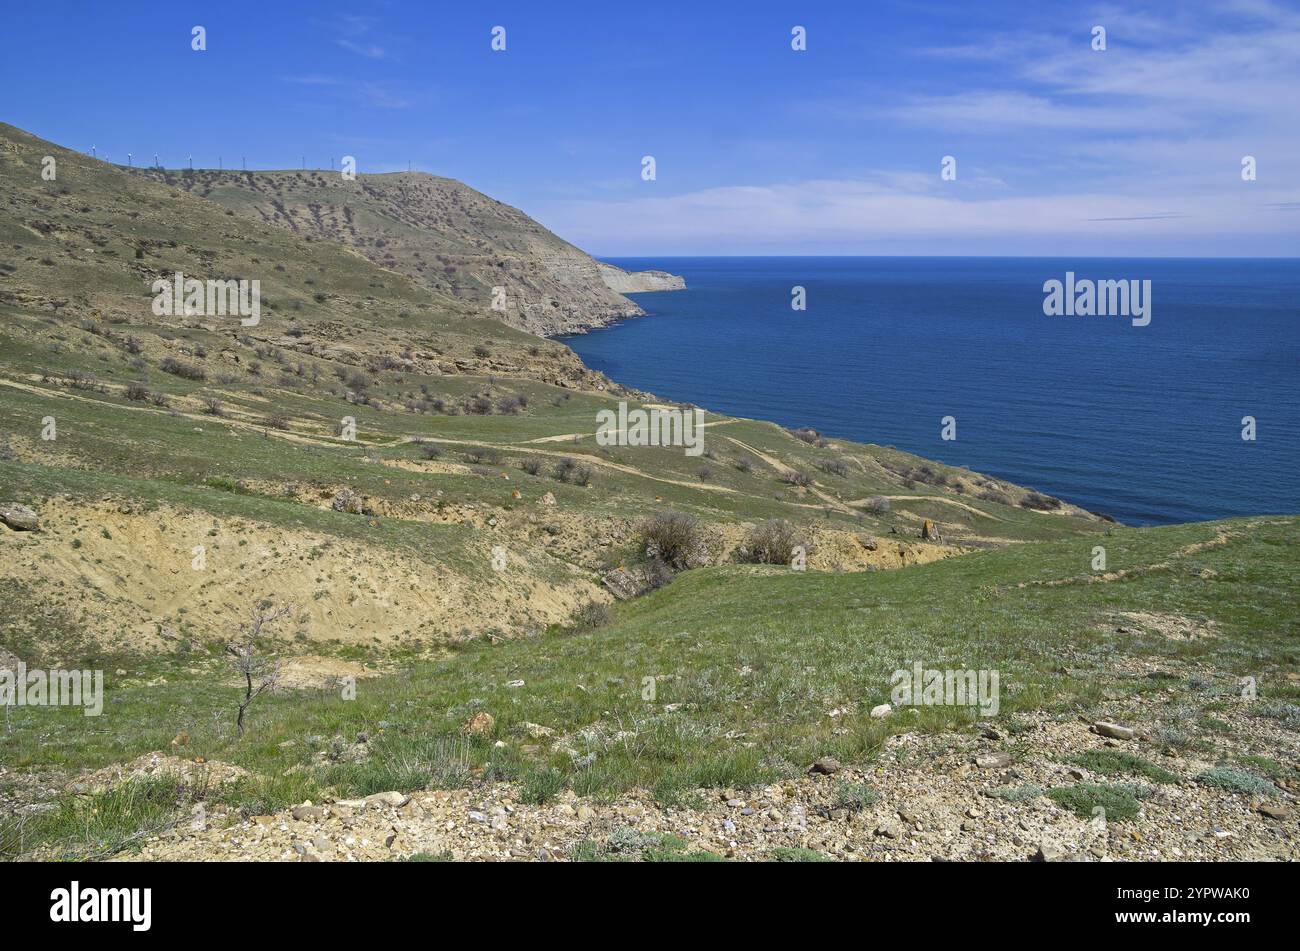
3,0,1298,256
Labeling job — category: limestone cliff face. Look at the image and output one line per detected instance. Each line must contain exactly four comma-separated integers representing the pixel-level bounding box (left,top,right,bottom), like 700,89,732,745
129,166,682,337
597,263,687,294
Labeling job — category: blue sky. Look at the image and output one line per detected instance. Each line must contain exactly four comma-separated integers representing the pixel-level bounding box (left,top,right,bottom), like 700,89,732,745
3,0,1298,255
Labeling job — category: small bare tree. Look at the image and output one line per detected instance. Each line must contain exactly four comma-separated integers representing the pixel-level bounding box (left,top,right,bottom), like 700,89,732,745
226,604,290,737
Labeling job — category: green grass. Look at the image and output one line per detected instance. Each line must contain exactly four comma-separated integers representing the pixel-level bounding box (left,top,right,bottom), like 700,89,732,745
1068,749,1178,784
568,830,726,862
832,780,880,812
987,783,1045,803
1047,783,1144,822
1195,767,1279,797
0,778,191,861
3,514,1295,858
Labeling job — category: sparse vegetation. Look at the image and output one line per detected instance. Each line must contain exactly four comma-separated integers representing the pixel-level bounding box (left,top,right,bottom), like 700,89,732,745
638,511,705,570
1068,749,1177,784
1047,783,1142,822
160,356,205,381
1195,767,1278,797
741,518,804,565
553,457,593,486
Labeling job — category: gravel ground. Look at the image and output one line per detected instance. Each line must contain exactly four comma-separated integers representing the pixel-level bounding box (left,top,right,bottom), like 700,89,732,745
123,688,1298,862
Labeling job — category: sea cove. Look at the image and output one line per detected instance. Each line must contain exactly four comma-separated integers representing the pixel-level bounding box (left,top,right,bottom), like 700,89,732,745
566,257,1300,525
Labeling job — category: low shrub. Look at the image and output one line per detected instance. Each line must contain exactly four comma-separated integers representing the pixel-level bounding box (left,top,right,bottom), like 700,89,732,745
553,458,592,486
741,519,805,566
160,357,205,381
1195,767,1278,797
639,511,704,570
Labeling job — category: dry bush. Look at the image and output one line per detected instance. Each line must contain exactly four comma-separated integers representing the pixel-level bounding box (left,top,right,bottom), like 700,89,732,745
571,601,612,630
741,519,805,565
862,495,890,515
160,356,205,381
226,604,291,737
553,457,592,486
639,511,705,570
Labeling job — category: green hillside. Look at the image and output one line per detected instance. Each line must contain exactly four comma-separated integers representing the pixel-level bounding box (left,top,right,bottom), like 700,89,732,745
1,122,1294,862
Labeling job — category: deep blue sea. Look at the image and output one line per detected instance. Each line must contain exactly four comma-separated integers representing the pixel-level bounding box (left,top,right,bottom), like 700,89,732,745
562,257,1300,526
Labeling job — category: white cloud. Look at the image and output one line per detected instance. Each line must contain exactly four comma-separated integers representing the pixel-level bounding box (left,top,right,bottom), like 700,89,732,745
532,177,1300,256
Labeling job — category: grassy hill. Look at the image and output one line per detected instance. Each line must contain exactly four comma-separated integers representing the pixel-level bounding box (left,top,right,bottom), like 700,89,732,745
127,162,670,336
0,121,1105,656
3,514,1296,860
1,122,1294,862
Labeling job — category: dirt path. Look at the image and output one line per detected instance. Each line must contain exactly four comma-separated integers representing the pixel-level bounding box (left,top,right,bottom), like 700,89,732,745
4,375,739,497
0,376,348,450
723,435,858,515
522,417,740,445
850,494,1003,521
393,435,737,494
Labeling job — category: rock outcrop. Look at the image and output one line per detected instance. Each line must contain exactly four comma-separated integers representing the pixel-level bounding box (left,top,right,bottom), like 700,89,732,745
130,165,684,337
0,502,39,531
596,263,687,294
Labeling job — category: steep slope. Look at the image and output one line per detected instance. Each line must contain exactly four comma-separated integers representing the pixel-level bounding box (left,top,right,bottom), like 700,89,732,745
8,515,1298,861
128,165,682,336
1,122,1106,659
0,122,609,390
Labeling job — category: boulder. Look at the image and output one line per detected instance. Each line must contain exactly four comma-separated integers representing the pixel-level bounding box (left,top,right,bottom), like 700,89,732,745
331,488,376,517
601,563,670,600
364,791,411,809
1093,721,1136,741
0,503,39,531
808,757,843,775
462,711,495,736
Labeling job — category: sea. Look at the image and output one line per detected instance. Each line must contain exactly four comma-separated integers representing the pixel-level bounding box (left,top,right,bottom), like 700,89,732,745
561,257,1300,525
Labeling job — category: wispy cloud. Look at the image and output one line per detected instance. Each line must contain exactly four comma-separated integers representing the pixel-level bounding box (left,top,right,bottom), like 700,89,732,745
337,39,388,60
280,75,414,110
533,176,1299,256
548,1,1299,254
329,14,393,60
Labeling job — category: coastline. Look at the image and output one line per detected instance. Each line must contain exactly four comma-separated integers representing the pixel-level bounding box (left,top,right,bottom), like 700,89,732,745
561,257,1300,527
